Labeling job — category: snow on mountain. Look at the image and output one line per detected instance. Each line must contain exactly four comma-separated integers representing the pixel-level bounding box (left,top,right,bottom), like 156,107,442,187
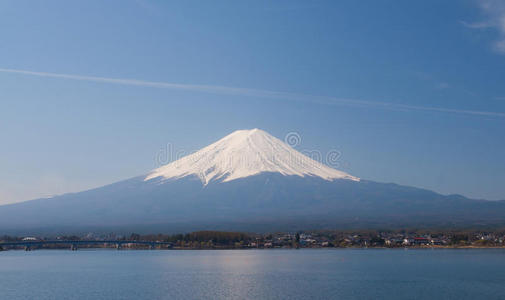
145,128,359,184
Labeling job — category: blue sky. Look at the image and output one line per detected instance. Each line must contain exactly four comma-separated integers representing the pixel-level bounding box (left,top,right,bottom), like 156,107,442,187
1,0,505,203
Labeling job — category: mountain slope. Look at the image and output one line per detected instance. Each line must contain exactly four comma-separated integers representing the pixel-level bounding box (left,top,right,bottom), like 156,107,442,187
0,129,504,234
146,128,358,184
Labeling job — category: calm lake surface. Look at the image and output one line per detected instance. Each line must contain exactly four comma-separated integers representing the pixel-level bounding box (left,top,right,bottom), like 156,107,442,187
1,249,504,299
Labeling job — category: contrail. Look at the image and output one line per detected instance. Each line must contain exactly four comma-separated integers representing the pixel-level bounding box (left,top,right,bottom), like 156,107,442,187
1,67,504,118
0,68,296,99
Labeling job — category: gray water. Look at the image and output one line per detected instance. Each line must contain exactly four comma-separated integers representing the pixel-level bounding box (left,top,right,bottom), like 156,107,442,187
0,249,504,299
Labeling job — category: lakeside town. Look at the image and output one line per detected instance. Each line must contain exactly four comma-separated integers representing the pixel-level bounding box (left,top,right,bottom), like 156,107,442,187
3,229,505,250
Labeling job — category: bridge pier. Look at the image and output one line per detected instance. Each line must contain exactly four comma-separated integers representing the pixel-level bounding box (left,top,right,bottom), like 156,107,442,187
150,244,155,250
24,246,31,251
71,244,78,251
116,243,122,250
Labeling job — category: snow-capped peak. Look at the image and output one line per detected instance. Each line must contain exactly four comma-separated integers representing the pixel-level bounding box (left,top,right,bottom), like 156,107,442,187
145,128,359,184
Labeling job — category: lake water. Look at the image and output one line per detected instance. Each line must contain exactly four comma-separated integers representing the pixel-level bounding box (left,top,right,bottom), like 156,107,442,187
0,249,504,299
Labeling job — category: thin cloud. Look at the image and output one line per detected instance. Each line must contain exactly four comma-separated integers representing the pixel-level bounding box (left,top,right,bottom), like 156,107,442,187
461,20,492,29
1,68,505,118
464,0,505,54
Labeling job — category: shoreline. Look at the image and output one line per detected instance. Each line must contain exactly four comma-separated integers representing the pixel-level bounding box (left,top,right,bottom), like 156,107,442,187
2,246,505,251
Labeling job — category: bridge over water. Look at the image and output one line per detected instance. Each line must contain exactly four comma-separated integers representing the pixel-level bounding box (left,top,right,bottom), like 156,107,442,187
0,240,173,251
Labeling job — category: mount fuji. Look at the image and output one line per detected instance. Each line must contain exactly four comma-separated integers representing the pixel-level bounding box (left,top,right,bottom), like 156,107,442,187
1,129,504,234
146,128,359,184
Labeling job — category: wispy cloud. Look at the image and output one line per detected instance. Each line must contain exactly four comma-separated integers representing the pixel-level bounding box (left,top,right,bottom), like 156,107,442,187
1,67,505,118
463,0,505,54
461,20,492,29
436,82,450,90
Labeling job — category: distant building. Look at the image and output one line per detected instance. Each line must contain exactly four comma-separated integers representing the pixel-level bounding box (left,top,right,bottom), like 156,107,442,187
413,237,430,245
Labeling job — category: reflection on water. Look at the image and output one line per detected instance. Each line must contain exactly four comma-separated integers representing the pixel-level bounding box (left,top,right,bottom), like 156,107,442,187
1,249,505,299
